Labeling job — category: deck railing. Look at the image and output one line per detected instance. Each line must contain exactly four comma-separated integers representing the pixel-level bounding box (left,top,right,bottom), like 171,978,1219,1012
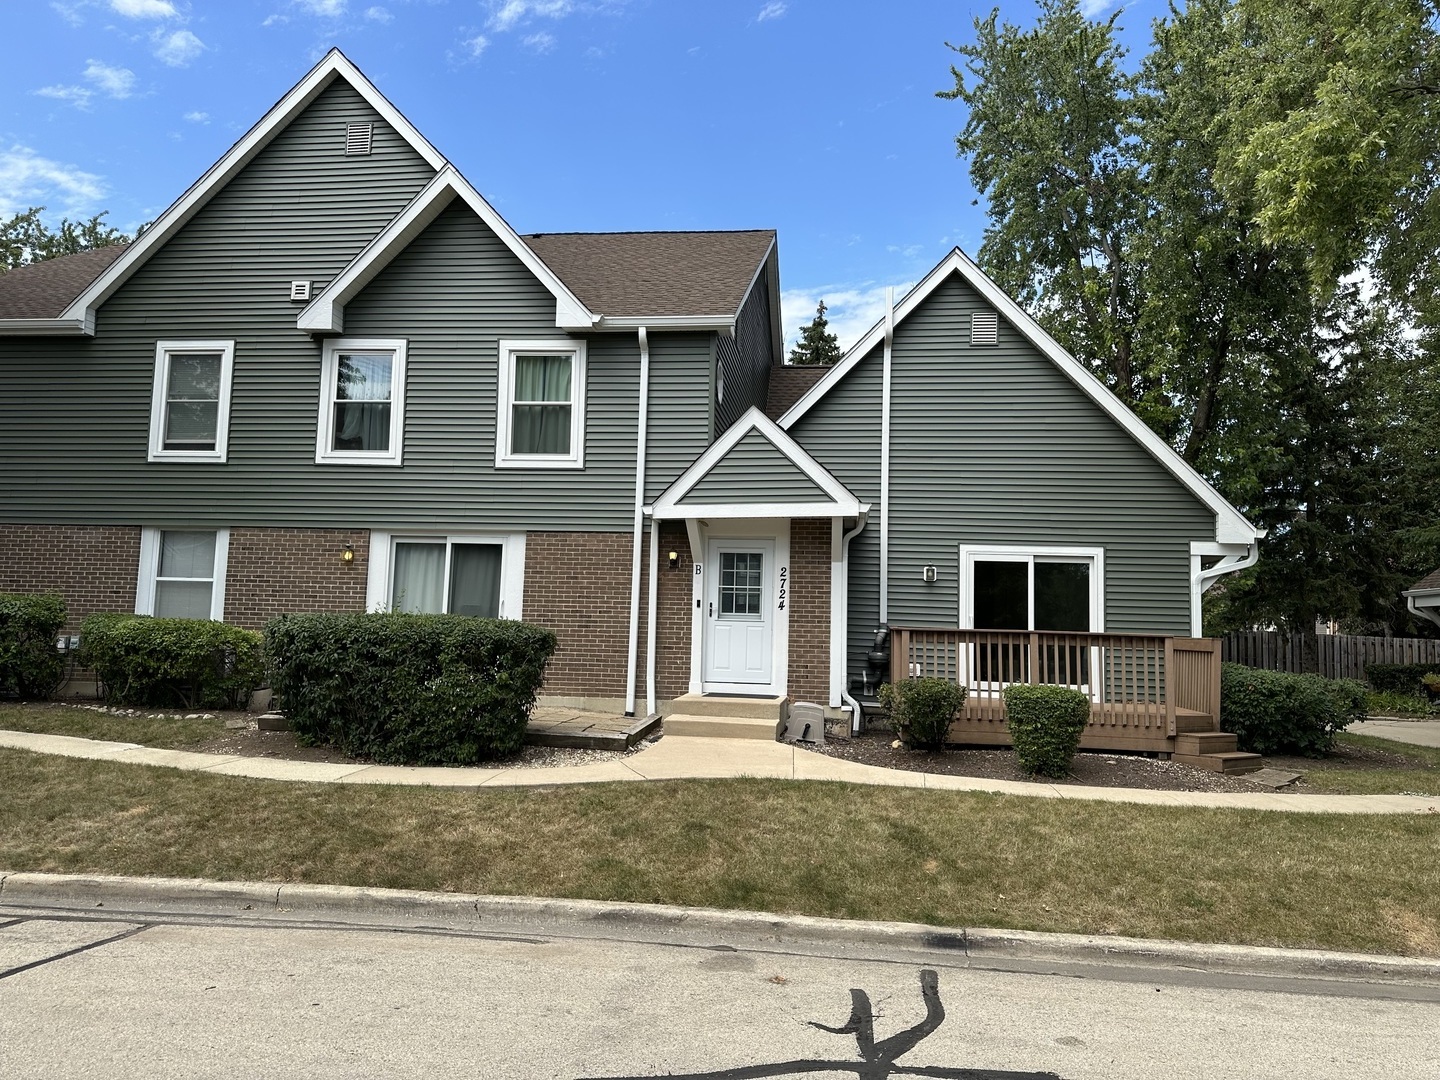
890,628,1221,741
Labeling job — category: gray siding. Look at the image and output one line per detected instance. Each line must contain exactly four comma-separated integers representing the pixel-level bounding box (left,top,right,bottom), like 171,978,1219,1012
645,335,714,503
681,429,831,504
714,261,774,433
787,270,1218,678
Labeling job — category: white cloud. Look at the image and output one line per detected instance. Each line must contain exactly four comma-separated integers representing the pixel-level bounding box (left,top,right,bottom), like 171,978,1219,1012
523,31,556,52
0,145,106,217
35,85,94,109
780,282,916,352
51,2,86,26
294,0,346,15
363,5,391,21
183,110,209,123
462,34,490,56
487,0,573,33
153,28,205,66
262,13,289,26
84,59,137,98
110,0,178,17
1079,0,1117,15
756,1,786,21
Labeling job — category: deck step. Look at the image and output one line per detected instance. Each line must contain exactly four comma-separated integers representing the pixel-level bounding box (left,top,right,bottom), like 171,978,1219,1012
664,694,788,722
1174,731,1238,756
1174,712,1216,733
1173,750,1264,775
662,714,784,741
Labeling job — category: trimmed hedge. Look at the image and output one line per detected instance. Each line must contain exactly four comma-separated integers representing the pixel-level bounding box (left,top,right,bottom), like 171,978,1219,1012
0,593,67,699
1220,663,1364,757
1003,684,1091,778
264,613,557,766
1366,663,1440,695
80,614,264,710
880,677,967,751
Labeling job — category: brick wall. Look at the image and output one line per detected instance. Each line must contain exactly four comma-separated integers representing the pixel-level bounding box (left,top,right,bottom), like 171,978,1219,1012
0,524,142,633
642,523,695,701
523,531,636,698
224,528,370,629
788,518,831,703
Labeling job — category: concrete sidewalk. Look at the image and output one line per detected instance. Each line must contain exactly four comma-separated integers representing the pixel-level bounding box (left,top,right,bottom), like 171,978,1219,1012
1352,719,1440,749
5,727,1440,815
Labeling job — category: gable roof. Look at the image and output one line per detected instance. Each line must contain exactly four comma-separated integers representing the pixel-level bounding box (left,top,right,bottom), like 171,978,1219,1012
4,49,445,337
651,406,864,520
777,248,1262,546
1407,567,1440,595
765,362,833,420
298,166,595,334
523,230,775,323
0,246,129,323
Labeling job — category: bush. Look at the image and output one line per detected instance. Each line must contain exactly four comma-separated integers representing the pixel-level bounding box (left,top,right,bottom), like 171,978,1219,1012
1366,663,1440,695
80,614,264,710
264,613,557,766
879,677,967,751
1220,663,1365,757
1003,684,1091,778
0,593,67,699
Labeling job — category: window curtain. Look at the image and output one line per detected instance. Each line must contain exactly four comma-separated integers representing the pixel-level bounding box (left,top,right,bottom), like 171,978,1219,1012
392,543,445,613
511,354,571,455
333,352,393,452
449,544,502,617
155,530,215,619
164,353,221,449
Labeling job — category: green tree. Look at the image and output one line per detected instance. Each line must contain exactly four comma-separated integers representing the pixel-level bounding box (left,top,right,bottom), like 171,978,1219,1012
788,299,843,365
1,206,130,272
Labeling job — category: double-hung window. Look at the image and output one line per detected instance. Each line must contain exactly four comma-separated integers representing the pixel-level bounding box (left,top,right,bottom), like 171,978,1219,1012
136,528,229,621
368,533,526,619
148,341,235,462
317,338,407,465
496,340,585,468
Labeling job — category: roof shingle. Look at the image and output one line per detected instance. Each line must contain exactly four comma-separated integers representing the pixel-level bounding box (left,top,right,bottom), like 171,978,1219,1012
0,245,130,319
765,363,833,420
1410,567,1440,592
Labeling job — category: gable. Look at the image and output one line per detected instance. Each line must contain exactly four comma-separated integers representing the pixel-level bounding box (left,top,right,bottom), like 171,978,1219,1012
681,428,833,505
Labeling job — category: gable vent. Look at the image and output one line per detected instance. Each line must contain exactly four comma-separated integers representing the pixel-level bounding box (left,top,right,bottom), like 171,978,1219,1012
345,122,374,156
970,311,998,346
290,280,312,302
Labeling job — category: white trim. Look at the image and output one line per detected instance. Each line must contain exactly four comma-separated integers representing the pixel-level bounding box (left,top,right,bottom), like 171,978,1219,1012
625,327,651,716
593,315,736,333
495,339,587,470
298,167,596,335
651,406,861,519
957,544,1105,633
829,516,844,709
316,338,407,466
60,50,446,334
838,512,870,733
695,519,789,697
147,340,235,463
879,286,894,624
1406,591,1440,628
646,517,660,716
364,531,525,618
1189,541,1257,636
685,518,704,695
136,526,229,621
0,316,92,336
776,249,1262,546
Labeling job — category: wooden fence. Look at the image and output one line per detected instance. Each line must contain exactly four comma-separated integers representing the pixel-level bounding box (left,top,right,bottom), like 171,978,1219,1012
1221,631,1440,682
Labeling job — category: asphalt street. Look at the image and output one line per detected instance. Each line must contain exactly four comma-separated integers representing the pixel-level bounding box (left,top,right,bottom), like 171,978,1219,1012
2,902,1438,1079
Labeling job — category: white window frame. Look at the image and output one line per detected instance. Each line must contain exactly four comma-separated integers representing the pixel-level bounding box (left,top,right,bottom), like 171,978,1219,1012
316,338,408,466
495,339,586,469
135,527,230,621
364,531,526,618
958,544,1105,633
147,340,235,463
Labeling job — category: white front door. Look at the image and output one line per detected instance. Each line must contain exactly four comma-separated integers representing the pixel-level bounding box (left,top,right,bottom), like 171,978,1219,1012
703,539,775,687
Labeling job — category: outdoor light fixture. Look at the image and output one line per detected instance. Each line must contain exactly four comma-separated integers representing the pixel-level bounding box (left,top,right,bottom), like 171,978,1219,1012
342,544,355,564
922,565,938,583
668,551,679,570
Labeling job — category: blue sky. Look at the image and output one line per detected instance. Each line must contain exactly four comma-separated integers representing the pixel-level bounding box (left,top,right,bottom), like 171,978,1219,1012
3,0,1165,347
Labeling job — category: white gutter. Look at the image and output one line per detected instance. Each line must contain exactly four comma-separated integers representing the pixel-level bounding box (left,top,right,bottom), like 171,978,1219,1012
624,326,651,716
878,286,894,624
1190,544,1259,637
0,316,92,336
646,518,660,715
1407,591,1440,628
839,510,871,735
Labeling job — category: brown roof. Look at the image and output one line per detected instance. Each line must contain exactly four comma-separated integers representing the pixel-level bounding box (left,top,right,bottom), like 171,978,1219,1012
523,230,773,318
0,245,130,319
1411,567,1440,592
765,363,833,420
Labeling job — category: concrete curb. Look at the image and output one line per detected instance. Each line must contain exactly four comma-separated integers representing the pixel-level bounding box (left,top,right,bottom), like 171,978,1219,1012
4,871,1439,986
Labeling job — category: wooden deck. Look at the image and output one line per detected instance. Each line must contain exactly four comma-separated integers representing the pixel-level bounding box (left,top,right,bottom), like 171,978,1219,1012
525,707,659,751
891,627,1223,753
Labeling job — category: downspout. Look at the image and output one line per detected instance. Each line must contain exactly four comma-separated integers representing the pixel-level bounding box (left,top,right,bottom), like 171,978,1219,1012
878,286,894,625
1192,544,1258,637
624,326,650,716
839,511,871,735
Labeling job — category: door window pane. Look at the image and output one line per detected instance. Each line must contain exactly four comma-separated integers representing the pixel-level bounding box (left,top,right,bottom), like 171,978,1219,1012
973,561,1028,630
1035,561,1090,632
333,352,393,452
449,544,501,617
392,542,445,613
163,352,222,450
719,552,764,617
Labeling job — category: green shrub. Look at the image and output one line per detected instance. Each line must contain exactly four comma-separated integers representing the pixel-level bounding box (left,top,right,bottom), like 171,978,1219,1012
0,593,67,699
879,677,967,751
1003,684,1091,778
1220,663,1365,757
1365,689,1432,717
80,614,264,710
264,613,557,766
1366,663,1440,695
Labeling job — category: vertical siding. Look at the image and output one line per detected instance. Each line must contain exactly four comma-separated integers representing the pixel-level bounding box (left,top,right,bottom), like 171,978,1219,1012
715,262,775,433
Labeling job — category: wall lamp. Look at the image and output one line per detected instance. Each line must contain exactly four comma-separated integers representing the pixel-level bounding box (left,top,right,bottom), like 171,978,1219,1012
341,544,355,565
668,551,680,570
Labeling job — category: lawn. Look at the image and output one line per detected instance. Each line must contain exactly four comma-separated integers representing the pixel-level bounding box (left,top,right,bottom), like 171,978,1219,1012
1297,733,1440,796
2,747,1438,956
0,704,225,749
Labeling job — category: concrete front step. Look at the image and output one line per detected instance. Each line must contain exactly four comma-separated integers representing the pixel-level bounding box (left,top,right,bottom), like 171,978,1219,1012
662,714,783,741
1174,731,1239,756
664,693,788,722
1173,750,1265,775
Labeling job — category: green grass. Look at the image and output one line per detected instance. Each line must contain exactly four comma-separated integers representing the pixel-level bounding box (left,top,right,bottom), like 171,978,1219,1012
2,747,1438,955
1365,690,1434,718
0,704,225,749
1297,733,1440,796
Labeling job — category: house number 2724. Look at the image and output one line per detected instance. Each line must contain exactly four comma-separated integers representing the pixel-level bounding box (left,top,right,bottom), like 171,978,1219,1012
778,565,788,610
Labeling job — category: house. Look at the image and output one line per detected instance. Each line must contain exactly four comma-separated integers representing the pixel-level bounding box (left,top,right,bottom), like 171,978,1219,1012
1405,569,1440,628
0,51,1263,762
